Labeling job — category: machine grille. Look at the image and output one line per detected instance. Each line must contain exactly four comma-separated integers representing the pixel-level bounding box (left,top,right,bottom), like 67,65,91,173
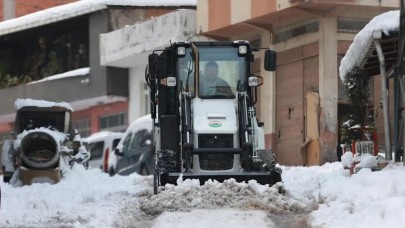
198,134,234,170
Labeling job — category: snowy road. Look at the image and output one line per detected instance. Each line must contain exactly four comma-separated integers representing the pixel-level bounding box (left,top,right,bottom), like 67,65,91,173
1,162,405,228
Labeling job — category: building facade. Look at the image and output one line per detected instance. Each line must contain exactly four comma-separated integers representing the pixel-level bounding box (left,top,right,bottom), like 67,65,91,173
0,0,196,163
196,0,399,166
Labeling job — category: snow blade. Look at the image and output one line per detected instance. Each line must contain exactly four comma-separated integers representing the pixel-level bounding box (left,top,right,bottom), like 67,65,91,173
160,168,283,187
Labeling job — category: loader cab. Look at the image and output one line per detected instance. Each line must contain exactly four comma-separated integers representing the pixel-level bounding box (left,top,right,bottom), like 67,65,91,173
147,41,281,194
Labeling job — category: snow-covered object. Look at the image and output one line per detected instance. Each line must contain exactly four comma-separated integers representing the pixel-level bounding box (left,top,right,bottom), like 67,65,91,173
339,10,399,82
0,0,196,37
27,67,90,85
354,154,378,168
115,114,152,153
341,152,354,168
14,98,73,111
16,127,68,150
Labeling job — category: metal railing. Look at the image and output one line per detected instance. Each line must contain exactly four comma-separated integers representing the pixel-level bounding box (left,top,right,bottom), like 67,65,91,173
271,17,319,44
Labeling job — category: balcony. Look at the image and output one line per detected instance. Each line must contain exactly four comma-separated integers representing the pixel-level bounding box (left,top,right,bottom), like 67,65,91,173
0,11,128,123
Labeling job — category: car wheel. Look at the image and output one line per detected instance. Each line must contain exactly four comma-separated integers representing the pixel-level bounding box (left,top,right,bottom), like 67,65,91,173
109,168,115,177
141,165,149,176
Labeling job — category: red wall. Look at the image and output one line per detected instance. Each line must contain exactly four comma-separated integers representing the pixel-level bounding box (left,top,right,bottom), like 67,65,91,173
72,101,129,134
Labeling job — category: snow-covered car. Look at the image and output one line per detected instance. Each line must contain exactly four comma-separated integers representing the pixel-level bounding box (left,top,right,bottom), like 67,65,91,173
84,131,123,175
114,114,153,176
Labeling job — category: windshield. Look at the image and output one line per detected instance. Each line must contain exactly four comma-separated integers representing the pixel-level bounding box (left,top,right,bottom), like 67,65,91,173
177,46,247,99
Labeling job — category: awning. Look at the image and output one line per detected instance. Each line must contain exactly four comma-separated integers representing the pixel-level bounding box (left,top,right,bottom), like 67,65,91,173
0,0,196,37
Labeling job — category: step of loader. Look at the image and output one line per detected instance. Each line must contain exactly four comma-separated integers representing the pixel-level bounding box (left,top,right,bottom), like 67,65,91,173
160,170,282,187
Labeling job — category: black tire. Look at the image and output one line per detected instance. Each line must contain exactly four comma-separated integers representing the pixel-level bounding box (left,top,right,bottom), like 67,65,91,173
257,150,276,168
109,167,115,177
154,150,176,195
157,150,177,173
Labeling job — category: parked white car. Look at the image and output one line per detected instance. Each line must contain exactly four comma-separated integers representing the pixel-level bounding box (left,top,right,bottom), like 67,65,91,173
83,131,124,175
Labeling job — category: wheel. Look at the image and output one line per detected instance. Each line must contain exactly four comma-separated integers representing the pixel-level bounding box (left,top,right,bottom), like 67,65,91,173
154,150,177,195
257,150,276,168
109,167,115,177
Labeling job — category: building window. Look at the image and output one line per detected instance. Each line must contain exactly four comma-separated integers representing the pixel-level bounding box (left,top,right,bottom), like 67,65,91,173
337,17,370,34
74,119,91,137
143,83,151,116
271,17,319,44
99,112,128,132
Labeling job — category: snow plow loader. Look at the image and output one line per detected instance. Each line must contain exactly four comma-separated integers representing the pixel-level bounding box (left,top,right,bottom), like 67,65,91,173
146,40,282,194
13,100,77,185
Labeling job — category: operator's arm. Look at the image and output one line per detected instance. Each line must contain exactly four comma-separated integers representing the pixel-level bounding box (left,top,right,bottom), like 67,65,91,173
217,78,233,95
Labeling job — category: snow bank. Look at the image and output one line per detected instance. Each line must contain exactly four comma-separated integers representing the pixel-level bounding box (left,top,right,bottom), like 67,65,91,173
14,98,73,111
279,162,347,204
153,209,275,228
0,165,143,228
310,164,405,228
354,153,378,168
339,10,399,82
27,67,90,85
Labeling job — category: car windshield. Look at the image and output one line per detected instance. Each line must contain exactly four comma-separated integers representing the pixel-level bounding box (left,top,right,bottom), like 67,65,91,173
177,46,246,99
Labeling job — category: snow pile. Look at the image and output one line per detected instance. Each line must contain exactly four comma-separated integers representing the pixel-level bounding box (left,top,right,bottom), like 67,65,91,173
0,165,144,228
354,153,378,168
341,152,354,168
113,177,308,227
14,98,73,111
339,10,399,82
310,164,405,228
279,162,347,204
27,67,90,85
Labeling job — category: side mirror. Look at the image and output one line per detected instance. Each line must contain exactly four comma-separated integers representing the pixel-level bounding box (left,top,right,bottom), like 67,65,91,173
148,53,159,76
264,49,276,71
248,75,264,87
115,148,124,156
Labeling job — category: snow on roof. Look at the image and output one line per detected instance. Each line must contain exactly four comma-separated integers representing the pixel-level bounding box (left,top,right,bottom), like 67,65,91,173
27,67,90,85
14,98,73,111
0,0,196,37
84,131,124,143
339,10,400,83
127,114,152,133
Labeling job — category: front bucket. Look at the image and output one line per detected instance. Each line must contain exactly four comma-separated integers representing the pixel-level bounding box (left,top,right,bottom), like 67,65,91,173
160,168,282,186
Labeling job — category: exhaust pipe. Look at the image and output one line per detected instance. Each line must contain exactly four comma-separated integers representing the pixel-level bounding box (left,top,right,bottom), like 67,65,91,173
20,131,60,169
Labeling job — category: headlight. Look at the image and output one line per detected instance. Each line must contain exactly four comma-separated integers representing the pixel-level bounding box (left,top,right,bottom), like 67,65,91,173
177,46,186,56
248,76,263,87
238,45,247,55
161,77,177,87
